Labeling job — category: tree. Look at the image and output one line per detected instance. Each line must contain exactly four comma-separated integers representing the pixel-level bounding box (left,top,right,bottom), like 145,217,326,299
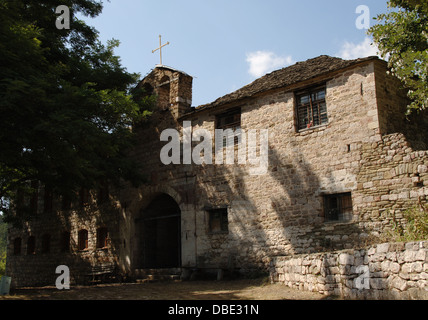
369,0,428,114
0,1,154,222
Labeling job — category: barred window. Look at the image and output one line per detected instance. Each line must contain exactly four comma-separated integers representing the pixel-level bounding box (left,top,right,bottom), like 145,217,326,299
296,86,328,131
216,108,241,147
323,193,353,222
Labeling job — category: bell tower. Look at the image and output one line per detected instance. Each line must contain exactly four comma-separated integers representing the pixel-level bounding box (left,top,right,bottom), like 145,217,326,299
138,65,193,119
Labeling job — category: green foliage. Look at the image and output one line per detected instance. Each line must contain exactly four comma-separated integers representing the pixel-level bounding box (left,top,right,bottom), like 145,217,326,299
0,216,7,277
368,0,428,114
0,1,154,223
385,204,428,242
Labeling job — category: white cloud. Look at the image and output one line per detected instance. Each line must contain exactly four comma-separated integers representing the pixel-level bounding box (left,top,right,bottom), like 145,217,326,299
246,51,294,78
337,37,380,60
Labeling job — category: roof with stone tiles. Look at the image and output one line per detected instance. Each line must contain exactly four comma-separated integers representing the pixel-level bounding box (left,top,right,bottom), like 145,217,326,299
190,55,381,113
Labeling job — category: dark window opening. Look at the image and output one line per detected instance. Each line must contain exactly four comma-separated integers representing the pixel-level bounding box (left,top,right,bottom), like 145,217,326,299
216,108,242,147
61,194,72,210
13,238,22,255
323,193,353,222
27,236,36,255
296,86,328,131
78,229,88,251
80,188,90,207
30,181,39,214
158,76,171,110
41,233,51,253
96,227,108,249
60,231,71,253
208,208,229,234
44,186,53,213
97,181,109,204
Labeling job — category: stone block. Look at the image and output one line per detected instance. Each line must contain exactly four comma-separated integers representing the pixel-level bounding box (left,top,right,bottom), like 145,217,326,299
377,243,390,254
339,253,355,265
389,262,401,274
391,276,408,291
415,249,426,262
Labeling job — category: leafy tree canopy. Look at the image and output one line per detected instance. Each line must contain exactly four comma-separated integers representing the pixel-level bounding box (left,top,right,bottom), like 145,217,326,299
0,0,154,222
369,0,428,114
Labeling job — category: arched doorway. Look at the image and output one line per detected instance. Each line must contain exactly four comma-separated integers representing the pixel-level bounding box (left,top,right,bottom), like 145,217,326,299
137,194,181,269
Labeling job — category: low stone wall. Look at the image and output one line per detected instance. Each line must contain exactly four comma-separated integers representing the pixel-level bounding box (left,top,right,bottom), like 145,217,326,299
270,241,428,299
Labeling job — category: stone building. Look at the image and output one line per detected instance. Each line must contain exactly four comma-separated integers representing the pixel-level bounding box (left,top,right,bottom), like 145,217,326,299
6,55,428,287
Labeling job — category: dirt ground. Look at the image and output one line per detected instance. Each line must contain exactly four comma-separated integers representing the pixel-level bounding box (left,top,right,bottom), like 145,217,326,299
0,278,334,300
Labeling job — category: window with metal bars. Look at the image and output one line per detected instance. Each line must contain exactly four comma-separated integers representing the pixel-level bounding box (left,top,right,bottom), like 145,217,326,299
296,86,328,131
216,108,241,147
323,193,353,222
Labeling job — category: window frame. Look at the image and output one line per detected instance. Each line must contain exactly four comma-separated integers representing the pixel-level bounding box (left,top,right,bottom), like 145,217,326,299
207,208,229,234
78,229,89,251
215,108,242,147
96,227,109,249
295,85,328,131
323,192,353,223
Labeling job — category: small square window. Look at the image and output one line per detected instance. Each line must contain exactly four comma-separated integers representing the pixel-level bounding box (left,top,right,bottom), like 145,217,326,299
208,208,229,234
323,193,353,222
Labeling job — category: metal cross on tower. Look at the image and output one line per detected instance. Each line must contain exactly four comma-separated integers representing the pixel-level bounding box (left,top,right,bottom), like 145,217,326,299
152,35,170,66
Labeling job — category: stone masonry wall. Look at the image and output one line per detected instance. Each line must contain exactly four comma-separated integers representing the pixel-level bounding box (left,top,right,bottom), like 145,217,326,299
6,196,122,287
186,61,393,270
7,60,428,287
270,240,428,299
353,132,428,237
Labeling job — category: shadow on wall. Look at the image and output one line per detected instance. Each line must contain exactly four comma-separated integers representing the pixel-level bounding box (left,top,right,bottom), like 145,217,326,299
171,137,370,273
6,198,124,288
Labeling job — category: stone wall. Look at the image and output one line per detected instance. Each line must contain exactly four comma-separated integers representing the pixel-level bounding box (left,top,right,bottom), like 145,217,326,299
270,241,428,299
6,197,122,287
185,60,428,270
6,60,428,288
353,132,428,237
184,61,382,270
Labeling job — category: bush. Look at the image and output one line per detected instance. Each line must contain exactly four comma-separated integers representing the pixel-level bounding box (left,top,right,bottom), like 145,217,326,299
386,203,428,242
0,216,7,277
0,251,5,278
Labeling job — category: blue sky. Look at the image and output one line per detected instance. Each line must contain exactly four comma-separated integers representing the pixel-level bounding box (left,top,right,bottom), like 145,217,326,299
81,0,389,107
